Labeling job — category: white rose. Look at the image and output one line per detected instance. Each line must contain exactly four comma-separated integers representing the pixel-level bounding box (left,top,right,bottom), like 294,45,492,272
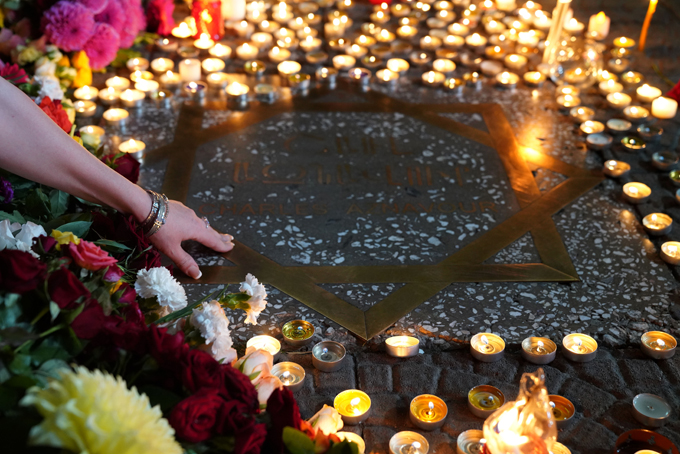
232,346,273,385
256,375,283,407
239,273,268,325
34,57,56,77
35,76,64,101
307,404,344,435
0,220,45,258
0,219,20,250
134,267,187,312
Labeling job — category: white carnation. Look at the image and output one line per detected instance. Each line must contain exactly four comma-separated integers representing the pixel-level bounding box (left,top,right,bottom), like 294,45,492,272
34,57,56,77
35,75,64,101
190,300,236,363
239,273,268,325
0,220,46,258
211,334,237,363
134,267,187,312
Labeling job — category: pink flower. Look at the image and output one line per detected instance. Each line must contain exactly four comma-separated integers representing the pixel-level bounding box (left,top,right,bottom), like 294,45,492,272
68,240,118,271
146,0,175,36
94,0,124,34
75,0,108,14
83,22,120,70
0,61,29,85
42,1,95,51
117,0,145,48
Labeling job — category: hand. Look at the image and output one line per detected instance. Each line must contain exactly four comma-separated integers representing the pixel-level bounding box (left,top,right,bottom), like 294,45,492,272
148,200,234,279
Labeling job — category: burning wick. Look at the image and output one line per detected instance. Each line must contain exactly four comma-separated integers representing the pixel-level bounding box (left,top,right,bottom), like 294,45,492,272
629,186,639,196
571,337,586,354
350,397,361,415
536,340,545,353
425,401,435,418
479,335,494,353
281,371,292,385
606,160,617,170
408,441,422,454
656,339,666,350
320,347,333,361
669,245,678,257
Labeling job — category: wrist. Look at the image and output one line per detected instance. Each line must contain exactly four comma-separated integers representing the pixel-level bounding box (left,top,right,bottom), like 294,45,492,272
127,186,153,224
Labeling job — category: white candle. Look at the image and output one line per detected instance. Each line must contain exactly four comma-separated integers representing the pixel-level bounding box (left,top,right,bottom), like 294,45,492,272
517,31,539,47
652,96,678,119
386,58,409,74
159,70,181,88
268,46,291,63
533,14,552,31
236,42,259,60
222,0,246,20
495,0,516,12
588,12,610,39
202,58,226,73
119,88,145,107
252,32,273,48
73,85,99,101
179,58,201,82
465,33,487,52
599,79,623,95
637,84,662,103
606,92,632,109
277,60,301,76
448,23,470,36
504,54,527,71
134,79,160,95
119,138,146,154
105,76,130,90
209,43,232,59
150,57,174,74
126,57,149,72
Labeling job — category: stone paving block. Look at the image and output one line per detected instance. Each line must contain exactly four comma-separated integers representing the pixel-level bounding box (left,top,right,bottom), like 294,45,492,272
619,359,668,393
517,364,568,395
572,351,629,398
444,399,480,423
473,356,519,383
394,362,442,395
560,378,617,419
427,431,457,454
487,382,520,404
597,401,642,435
549,355,577,375
437,370,490,398
431,352,475,372
297,395,335,420
442,415,484,440
657,355,680,385
364,394,407,428
362,426,397,454
355,352,432,367
358,363,393,393
313,355,356,394
561,420,618,454
658,421,680,450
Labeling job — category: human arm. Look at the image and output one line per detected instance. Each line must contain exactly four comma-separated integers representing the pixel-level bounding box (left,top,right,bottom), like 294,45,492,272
0,77,232,278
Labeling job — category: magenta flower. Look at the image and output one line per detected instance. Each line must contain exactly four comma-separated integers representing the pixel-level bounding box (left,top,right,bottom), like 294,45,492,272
42,1,95,51
94,0,124,34
0,61,29,85
117,0,145,48
146,0,175,36
76,0,108,14
83,22,120,70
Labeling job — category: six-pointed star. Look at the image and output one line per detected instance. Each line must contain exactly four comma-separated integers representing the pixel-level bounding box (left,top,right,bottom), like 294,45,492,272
145,81,603,341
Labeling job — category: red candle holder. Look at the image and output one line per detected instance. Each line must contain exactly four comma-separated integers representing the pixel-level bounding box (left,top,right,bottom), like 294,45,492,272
192,0,224,40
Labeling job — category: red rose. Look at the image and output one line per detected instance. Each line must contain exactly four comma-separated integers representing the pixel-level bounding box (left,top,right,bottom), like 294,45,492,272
169,388,226,443
68,240,118,271
221,364,259,410
667,79,680,102
48,266,90,309
90,212,161,270
100,307,148,353
218,400,267,454
71,299,107,339
35,234,57,254
104,265,125,283
148,325,188,369
39,97,72,133
0,249,47,294
103,153,140,184
262,387,302,454
181,349,225,392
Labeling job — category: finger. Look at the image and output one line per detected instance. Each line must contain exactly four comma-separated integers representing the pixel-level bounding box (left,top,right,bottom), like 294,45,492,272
168,246,202,279
193,221,235,252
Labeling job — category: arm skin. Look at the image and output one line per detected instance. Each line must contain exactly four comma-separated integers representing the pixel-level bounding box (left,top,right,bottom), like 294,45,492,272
0,77,233,278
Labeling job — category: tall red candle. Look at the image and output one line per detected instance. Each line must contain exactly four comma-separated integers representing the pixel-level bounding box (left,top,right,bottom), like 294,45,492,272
192,0,224,40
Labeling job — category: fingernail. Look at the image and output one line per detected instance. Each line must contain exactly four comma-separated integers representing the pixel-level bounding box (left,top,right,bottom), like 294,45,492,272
190,267,202,279
223,234,234,242
225,242,234,251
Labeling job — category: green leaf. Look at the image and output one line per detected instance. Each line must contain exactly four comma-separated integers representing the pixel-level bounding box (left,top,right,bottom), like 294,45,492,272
248,371,261,381
328,441,360,454
49,190,69,218
0,328,39,348
138,385,183,413
283,427,316,454
8,354,31,375
49,301,60,322
94,239,131,251
0,210,25,224
34,359,69,384
55,221,92,237
153,289,222,325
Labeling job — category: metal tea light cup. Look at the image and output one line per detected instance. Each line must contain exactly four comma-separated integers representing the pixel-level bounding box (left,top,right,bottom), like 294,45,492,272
334,389,371,425
456,430,484,454
562,333,598,362
389,431,429,454
641,331,677,359
470,333,505,362
312,341,346,372
409,394,447,430
633,393,671,428
521,337,557,364
271,362,306,392
548,395,575,428
281,320,315,347
385,336,419,358
289,73,311,95
467,385,505,418
150,89,173,108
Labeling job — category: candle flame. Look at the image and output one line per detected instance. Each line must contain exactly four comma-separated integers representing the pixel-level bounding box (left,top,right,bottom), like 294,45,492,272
412,441,421,449
537,340,544,348
669,245,678,256
652,214,657,222
481,335,489,345
322,347,328,354
282,371,290,378
428,401,434,411
574,337,582,347
658,339,666,348
629,186,639,196
350,397,360,407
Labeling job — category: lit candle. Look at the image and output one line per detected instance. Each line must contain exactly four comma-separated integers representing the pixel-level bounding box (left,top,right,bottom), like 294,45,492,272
159,71,182,89
608,58,630,73
282,320,315,346
521,337,557,364
226,81,250,107
443,35,465,49
636,84,662,103
588,11,610,39
118,138,146,156
556,85,580,97
150,58,174,75
156,37,178,53
300,35,322,52
73,85,99,101
468,385,505,418
606,118,632,133
470,333,505,362
252,32,273,48
623,105,650,122
585,133,613,150
548,395,575,427
271,362,306,392
209,43,232,59
74,100,96,117
206,72,230,89
105,76,130,90
606,92,632,109
317,67,338,87
504,54,527,71
98,87,120,106
183,81,207,100
639,0,658,52
389,432,429,454
556,94,581,108
602,160,630,178
517,31,540,47
119,89,145,108
268,46,291,63
179,58,201,82
129,70,153,83
433,58,456,74
465,33,487,53
332,55,356,70
621,71,644,87
376,29,396,43
347,44,367,58
171,21,192,39
410,395,447,430
377,68,399,86
102,107,129,127
496,71,520,88
334,390,371,425
201,57,226,73
246,335,280,355
422,70,445,87
194,33,215,50
661,242,680,266
523,71,546,87
622,182,651,204
236,43,259,60
134,79,159,95
613,36,636,48
562,333,598,362
385,336,419,357
485,45,506,60
448,23,470,36
484,19,506,34
563,18,584,34
420,35,442,51
312,340,346,372
336,433,366,454
533,14,552,31
569,106,594,122
126,57,149,72
599,79,624,95
277,60,301,77
652,96,678,119
580,120,605,135
621,135,647,151
643,213,673,236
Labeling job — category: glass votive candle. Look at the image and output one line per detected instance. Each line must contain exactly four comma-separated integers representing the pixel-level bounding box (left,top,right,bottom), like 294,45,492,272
312,340,346,372
661,241,680,265
73,85,99,101
102,107,129,128
613,36,635,48
468,385,505,418
236,43,259,60
523,71,546,87
570,107,594,123
271,362,306,392
652,96,678,119
580,120,605,134
642,213,673,236
586,133,613,150
470,333,505,362
496,71,519,88
119,89,145,108
603,160,631,178
334,390,371,425
549,395,575,428
209,43,232,59
202,58,226,74
389,432,429,454
156,37,178,53
282,320,315,346
465,33,487,53
410,395,447,431
332,55,356,70
105,76,130,90
641,331,677,359
277,60,301,78
336,433,365,454
562,333,598,362
607,118,632,133
150,57,174,74
621,135,646,151
652,151,678,171
521,337,557,364
422,70,446,87
206,72,230,89
637,84,662,103
621,70,644,87
118,138,146,160
246,334,280,355
599,79,624,95
622,182,651,204
607,92,632,109
632,393,671,428
556,94,581,108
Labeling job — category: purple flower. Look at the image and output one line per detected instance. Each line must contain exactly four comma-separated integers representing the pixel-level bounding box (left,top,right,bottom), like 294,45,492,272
117,0,145,48
83,22,119,70
76,0,108,14
42,1,95,51
94,0,124,34
0,177,14,204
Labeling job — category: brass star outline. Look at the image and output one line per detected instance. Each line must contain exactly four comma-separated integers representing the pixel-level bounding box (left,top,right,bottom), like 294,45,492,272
145,81,603,340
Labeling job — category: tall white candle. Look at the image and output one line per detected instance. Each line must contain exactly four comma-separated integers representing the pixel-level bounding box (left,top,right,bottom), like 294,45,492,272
587,12,610,38
179,58,201,82
651,96,678,119
222,0,246,21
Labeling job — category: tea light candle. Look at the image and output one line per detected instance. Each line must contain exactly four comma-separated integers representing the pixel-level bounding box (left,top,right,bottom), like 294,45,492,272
386,59,409,75
377,68,400,86
465,33,487,52
570,106,595,122
464,71,481,89
521,337,557,364
119,89,145,108
564,18,585,34
156,37,178,53
607,118,632,133
118,138,146,157
282,320,315,346
602,160,631,178
271,362,306,392
484,45,506,60
73,85,99,101
410,395,447,431
126,57,149,72
171,22,192,39
306,51,328,65
523,71,546,87
209,43,232,59
637,84,662,103
457,430,484,454
300,36,322,52
389,432,429,454
607,92,632,109
449,23,470,36
504,54,527,71
484,19,506,34
643,213,673,236
598,70,618,82
202,58,226,74
422,70,446,87
556,85,580,97
183,81,207,100
431,59,455,74
549,395,575,428
376,29,396,43
177,46,199,59
287,17,307,30
370,10,390,24
134,79,159,95
159,71,181,89
518,31,540,48
564,67,588,85
468,385,505,418
277,60,301,78
562,333,598,362
102,107,129,127
556,94,581,108
206,72,230,89
480,60,503,77
150,58,174,75
336,433,365,454
621,70,644,86
98,87,120,105
106,76,130,90
74,100,96,118
444,35,465,49
624,105,650,122
317,67,338,87
613,36,635,48
254,83,276,102
652,96,678,119
470,333,505,362
391,3,411,16
661,241,680,265
632,393,671,428
347,44,368,58
236,43,259,60
384,336,419,357
397,25,418,39
246,335,281,355
622,182,651,204
420,35,442,51
312,340,346,372
608,58,630,73
533,14,551,31
586,133,613,150
334,390,370,425
194,33,215,50
332,55,356,70
129,70,153,83
268,46,291,63
641,331,677,359
226,82,250,107
599,79,624,95
621,135,646,151
179,58,201,82
580,120,605,134
496,71,519,88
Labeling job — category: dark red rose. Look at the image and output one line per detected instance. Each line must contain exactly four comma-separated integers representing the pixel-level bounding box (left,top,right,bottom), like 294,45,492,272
70,299,107,339
0,249,47,294
39,97,72,133
89,212,162,270
262,387,302,454
48,266,90,309
222,364,259,410
117,283,137,305
34,235,57,255
148,325,188,369
667,78,680,102
104,265,125,283
218,400,266,454
103,153,140,183
100,308,147,353
181,349,225,392
169,388,226,443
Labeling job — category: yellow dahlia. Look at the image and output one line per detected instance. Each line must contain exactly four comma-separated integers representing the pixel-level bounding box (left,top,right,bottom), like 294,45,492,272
20,367,182,454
